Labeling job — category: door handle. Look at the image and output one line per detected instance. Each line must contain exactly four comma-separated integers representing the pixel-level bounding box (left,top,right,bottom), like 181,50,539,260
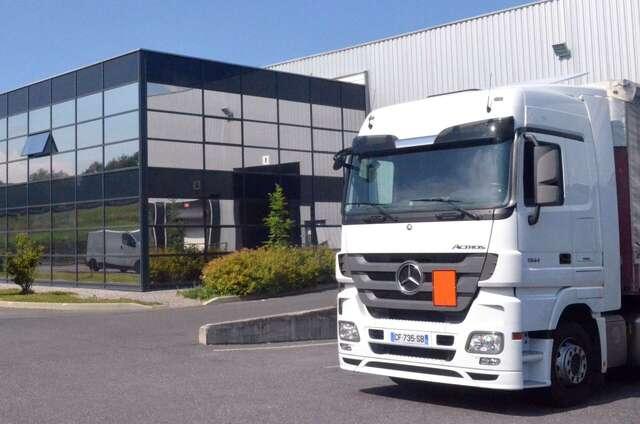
559,253,572,265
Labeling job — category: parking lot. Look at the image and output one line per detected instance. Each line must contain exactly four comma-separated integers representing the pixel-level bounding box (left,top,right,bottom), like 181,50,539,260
1,293,639,424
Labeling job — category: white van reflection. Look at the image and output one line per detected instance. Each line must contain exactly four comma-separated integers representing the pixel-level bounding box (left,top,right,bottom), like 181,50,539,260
86,230,141,274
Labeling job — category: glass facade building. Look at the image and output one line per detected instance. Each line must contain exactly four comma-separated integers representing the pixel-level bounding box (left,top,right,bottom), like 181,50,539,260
0,50,366,289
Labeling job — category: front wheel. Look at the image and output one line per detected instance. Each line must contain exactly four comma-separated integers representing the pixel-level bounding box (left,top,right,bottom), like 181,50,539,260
545,321,599,407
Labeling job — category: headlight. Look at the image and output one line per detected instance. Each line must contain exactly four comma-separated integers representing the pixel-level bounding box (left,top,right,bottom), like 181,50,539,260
338,321,360,342
466,332,504,355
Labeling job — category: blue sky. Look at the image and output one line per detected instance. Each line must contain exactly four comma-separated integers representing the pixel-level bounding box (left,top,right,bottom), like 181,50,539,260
0,0,532,93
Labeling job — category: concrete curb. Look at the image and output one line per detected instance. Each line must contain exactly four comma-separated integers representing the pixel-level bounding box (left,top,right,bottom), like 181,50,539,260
0,300,156,311
199,306,337,345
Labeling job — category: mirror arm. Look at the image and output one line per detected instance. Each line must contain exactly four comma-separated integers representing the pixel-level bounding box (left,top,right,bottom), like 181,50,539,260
528,205,541,225
524,133,541,225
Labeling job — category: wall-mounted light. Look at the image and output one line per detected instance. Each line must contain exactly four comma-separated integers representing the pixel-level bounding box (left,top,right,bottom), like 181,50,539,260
552,42,571,60
221,107,234,119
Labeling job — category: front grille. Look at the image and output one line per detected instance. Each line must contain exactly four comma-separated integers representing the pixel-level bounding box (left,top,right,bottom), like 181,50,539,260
369,343,456,361
362,253,467,264
367,307,467,323
366,361,462,378
367,290,432,301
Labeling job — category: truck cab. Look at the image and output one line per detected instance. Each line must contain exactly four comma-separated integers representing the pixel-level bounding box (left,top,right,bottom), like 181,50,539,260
335,81,640,405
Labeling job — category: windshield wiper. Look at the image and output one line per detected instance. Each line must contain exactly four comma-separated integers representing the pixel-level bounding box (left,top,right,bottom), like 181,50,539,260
344,202,399,222
409,197,480,220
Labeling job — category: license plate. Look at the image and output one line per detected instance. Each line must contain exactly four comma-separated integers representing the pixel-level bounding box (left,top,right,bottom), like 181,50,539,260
388,331,429,346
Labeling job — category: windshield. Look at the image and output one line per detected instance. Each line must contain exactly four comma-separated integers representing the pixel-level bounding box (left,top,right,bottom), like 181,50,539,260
344,140,513,222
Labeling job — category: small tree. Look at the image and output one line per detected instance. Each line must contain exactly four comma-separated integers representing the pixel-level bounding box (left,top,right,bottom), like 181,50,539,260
263,184,294,247
7,234,44,295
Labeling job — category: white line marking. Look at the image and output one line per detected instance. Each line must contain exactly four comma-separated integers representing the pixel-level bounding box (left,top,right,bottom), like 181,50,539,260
324,365,340,369
209,341,336,352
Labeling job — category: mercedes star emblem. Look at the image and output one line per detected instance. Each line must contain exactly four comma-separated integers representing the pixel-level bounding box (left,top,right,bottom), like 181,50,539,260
395,261,423,295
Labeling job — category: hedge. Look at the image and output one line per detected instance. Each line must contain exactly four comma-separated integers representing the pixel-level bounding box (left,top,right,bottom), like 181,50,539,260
198,246,335,298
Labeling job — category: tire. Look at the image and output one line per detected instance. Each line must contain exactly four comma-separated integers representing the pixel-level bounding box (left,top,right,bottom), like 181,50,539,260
119,268,128,273
133,261,141,274
544,321,599,407
88,259,98,272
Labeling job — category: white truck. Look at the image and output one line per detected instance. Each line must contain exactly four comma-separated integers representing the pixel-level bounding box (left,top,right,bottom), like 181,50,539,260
333,80,640,405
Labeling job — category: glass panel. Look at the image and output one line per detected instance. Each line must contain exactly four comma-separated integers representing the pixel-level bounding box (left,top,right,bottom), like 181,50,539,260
52,100,75,128
29,156,50,182
7,208,27,231
205,199,237,226
314,202,341,226
280,125,311,150
147,140,202,169
207,227,237,252
7,161,27,184
8,113,28,138
312,104,341,129
279,100,310,126
104,111,138,143
34,254,51,280
77,92,102,122
147,111,202,142
28,106,50,133
280,150,312,175
105,198,139,227
243,121,277,148
52,204,75,228
150,226,204,253
147,83,202,114
77,174,103,201
204,144,241,171
77,119,103,148
104,82,138,116
0,163,6,186
243,147,277,168
52,230,76,255
316,226,341,249
204,90,241,119
343,108,366,132
8,137,26,161
28,180,50,205
205,118,241,144
29,232,51,255
242,95,277,122
104,169,138,198
105,140,139,171
51,177,75,203
163,199,204,226
0,118,6,140
53,256,76,283
313,152,342,177
313,129,342,152
29,206,50,230
77,228,104,285
0,141,6,162
52,126,75,151
77,202,103,228
77,146,103,175
52,151,75,179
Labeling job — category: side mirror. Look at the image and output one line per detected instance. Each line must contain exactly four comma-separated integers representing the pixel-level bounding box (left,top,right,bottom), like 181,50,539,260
528,141,563,225
533,144,563,206
333,148,353,170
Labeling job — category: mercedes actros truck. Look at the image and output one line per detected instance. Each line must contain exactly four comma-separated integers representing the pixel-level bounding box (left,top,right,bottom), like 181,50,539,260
333,79,640,405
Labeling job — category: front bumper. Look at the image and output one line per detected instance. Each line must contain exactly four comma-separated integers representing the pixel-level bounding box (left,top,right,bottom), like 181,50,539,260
337,286,551,390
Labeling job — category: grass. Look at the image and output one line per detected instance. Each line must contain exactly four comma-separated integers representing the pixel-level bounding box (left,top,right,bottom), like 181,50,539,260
0,288,160,305
179,286,216,300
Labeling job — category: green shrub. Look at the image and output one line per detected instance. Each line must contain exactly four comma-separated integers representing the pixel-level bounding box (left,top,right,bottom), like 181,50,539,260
263,184,294,247
7,234,44,294
200,246,335,297
149,247,205,286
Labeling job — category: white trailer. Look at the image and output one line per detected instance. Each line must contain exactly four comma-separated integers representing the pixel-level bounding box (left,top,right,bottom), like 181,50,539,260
334,80,640,406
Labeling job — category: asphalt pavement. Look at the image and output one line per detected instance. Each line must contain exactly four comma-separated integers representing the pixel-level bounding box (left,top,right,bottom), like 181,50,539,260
1,288,639,424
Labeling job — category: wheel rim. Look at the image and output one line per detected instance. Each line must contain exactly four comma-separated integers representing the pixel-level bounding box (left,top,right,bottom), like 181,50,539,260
555,338,588,386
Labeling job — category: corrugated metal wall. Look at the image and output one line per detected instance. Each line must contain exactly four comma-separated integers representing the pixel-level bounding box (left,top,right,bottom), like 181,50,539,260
268,0,640,109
